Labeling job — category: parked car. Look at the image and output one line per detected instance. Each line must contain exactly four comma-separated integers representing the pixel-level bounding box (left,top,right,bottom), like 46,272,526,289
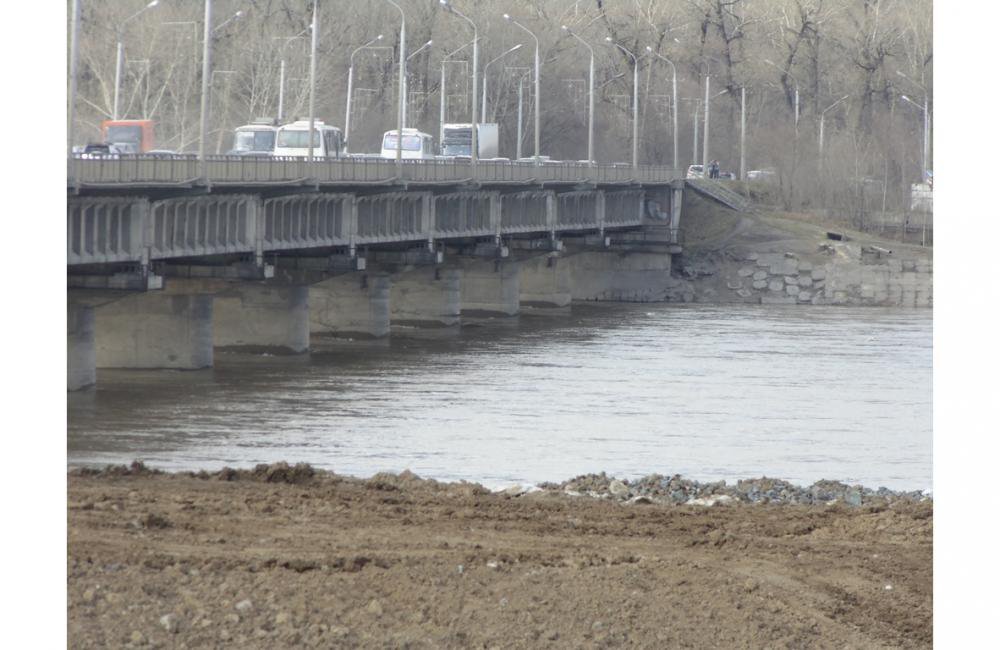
719,171,737,180
686,164,705,179
747,169,777,183
76,142,125,159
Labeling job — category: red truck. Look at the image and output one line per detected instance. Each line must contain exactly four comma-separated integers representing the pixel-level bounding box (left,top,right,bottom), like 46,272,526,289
100,119,155,153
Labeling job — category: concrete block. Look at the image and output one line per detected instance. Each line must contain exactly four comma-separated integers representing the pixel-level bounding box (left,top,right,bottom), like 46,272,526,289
797,276,812,287
213,284,309,353
811,267,827,281
95,293,213,369
519,255,571,309
783,276,798,285
752,280,768,290
761,295,796,305
738,267,755,277
752,270,768,281
797,262,813,272
311,273,391,339
786,285,799,296
461,259,520,317
68,304,96,391
391,267,462,332
768,280,783,292
797,291,812,302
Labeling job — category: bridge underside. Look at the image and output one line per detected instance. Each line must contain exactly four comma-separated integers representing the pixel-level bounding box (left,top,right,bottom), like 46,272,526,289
67,182,686,390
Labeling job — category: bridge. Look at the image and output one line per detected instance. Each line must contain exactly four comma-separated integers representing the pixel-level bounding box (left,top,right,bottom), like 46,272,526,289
68,156,691,391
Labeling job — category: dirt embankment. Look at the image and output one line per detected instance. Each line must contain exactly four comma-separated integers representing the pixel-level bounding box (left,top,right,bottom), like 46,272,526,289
68,464,932,649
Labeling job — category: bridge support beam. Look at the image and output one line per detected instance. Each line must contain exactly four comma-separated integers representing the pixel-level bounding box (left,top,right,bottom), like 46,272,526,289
518,254,571,313
310,273,391,340
390,267,462,335
460,259,520,319
213,284,309,353
566,250,674,302
94,293,213,369
67,303,96,391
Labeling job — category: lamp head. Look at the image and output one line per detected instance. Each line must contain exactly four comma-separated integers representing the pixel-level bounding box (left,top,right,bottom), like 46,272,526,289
377,34,384,40
235,11,244,18
503,14,511,21
645,46,653,52
605,36,613,42
427,39,433,45
147,0,159,7
561,25,569,31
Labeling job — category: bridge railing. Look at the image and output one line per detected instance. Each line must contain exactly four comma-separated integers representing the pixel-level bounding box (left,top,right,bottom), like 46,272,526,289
68,155,680,187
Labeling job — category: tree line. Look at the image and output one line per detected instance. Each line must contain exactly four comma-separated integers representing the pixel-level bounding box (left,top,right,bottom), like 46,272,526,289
71,0,932,219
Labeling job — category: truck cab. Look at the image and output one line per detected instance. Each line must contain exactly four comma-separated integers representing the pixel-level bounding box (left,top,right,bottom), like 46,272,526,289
100,119,155,153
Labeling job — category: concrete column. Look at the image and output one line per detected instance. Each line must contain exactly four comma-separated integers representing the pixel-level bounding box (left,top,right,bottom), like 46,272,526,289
390,267,461,334
518,254,571,312
566,250,673,302
670,185,684,243
460,259,520,318
310,273,390,340
95,293,213,369
67,303,96,391
213,284,309,353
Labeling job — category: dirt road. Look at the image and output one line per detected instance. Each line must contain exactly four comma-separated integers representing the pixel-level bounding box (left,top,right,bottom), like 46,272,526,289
68,465,932,648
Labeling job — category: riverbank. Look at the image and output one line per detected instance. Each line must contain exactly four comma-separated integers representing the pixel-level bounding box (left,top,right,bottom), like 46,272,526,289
68,463,932,648
664,195,933,307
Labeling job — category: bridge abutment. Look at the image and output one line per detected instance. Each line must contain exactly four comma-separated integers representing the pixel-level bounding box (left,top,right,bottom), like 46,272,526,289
309,273,391,340
459,259,520,318
390,267,462,335
518,254,572,313
93,293,214,369
67,303,96,391
566,250,674,302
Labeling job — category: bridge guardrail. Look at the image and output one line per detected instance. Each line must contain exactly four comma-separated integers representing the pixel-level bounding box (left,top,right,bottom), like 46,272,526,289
69,155,681,187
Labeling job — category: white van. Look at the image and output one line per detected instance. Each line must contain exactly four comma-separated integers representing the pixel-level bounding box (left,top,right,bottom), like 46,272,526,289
273,120,344,158
380,128,435,159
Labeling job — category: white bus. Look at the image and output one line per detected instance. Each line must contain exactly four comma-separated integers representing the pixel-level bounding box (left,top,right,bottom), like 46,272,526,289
380,128,436,160
228,119,278,156
273,120,344,158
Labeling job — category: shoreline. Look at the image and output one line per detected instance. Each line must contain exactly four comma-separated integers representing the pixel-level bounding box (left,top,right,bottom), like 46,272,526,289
71,461,932,506
68,461,932,648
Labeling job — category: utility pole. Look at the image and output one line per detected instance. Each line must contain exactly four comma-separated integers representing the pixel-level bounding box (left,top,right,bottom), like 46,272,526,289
306,0,319,161
740,86,746,181
198,0,213,174
68,0,81,156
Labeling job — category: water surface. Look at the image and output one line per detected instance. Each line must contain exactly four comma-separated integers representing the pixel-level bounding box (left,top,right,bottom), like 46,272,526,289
68,304,932,491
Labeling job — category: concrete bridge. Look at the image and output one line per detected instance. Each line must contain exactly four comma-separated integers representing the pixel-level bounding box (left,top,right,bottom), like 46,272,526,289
67,156,688,390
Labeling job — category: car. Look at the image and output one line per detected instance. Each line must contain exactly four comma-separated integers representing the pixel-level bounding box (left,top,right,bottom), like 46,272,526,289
719,171,737,180
746,169,777,183
76,142,124,159
686,164,705,179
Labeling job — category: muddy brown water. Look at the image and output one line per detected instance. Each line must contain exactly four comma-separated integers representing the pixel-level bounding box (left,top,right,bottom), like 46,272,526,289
67,304,931,491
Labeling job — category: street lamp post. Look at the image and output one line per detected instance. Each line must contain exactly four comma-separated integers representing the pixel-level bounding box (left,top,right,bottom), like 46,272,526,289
199,0,213,171
740,86,746,180
900,94,930,180
606,38,640,168
645,47,678,170
344,34,384,153
897,70,931,178
68,0,81,156
114,0,160,120
440,1,479,167
481,44,522,122
563,26,595,165
403,39,433,128
504,14,540,162
819,94,849,176
306,0,319,162
274,28,311,123
763,59,800,133
440,40,474,146
702,63,710,177
516,71,529,160
383,0,406,166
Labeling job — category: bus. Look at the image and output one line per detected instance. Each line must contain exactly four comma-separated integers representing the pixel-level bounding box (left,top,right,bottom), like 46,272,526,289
273,120,344,158
229,119,278,156
380,128,436,160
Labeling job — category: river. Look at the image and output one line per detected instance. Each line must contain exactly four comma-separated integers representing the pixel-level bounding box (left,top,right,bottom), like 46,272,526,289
67,304,932,491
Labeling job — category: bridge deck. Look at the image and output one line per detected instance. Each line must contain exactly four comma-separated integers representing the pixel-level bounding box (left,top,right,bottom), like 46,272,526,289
68,156,683,190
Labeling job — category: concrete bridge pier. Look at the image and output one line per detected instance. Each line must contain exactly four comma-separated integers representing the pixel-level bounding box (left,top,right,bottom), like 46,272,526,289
212,284,309,353
518,254,572,314
93,292,214,369
459,258,520,320
309,273,391,341
67,303,96,391
390,266,462,336
566,250,674,302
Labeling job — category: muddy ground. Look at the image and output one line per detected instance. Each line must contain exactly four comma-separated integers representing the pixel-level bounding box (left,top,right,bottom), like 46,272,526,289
68,465,932,649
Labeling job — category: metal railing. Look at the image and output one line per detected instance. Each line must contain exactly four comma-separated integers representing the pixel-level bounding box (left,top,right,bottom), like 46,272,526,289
68,155,682,188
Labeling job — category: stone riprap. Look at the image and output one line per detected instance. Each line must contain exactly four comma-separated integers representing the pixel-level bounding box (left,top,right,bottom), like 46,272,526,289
540,472,929,507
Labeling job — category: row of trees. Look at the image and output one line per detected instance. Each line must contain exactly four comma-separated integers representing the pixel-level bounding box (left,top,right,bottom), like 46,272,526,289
70,0,932,217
